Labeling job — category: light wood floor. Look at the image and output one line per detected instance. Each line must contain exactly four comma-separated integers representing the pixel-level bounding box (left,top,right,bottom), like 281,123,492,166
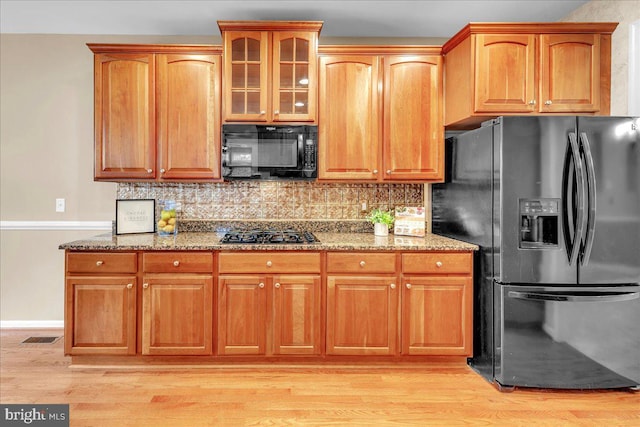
1,329,638,426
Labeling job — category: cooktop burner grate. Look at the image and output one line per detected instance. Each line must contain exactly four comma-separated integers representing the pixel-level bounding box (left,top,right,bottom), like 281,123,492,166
221,229,318,244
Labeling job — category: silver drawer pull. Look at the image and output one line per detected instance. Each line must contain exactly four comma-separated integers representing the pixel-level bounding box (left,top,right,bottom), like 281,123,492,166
435,261,443,268
274,283,281,289
126,283,133,289
173,260,180,267
266,261,272,267
96,260,104,266
390,283,396,289
258,282,265,289
359,261,366,267
406,283,412,289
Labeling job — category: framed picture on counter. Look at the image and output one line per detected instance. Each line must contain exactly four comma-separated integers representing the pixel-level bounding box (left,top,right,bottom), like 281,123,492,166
115,199,155,235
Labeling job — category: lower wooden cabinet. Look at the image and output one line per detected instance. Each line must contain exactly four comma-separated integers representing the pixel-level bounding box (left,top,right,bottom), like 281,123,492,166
326,275,399,356
401,252,474,356
401,276,473,355
63,249,474,361
217,274,322,356
141,275,213,355
64,276,137,355
141,252,214,355
64,252,138,355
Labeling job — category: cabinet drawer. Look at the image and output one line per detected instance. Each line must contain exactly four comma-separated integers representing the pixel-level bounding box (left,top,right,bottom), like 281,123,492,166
218,252,321,273
326,252,396,274
402,252,472,274
143,252,213,273
67,252,137,274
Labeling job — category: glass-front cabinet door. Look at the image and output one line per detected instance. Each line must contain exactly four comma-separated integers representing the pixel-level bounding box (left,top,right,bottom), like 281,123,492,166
219,21,322,123
224,31,269,121
272,32,317,122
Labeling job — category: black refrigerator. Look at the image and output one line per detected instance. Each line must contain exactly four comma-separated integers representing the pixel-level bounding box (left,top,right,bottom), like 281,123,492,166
432,116,640,390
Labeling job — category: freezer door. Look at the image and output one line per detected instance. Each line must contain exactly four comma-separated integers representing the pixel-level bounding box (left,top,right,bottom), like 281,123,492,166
495,283,640,389
576,117,640,285
498,117,578,284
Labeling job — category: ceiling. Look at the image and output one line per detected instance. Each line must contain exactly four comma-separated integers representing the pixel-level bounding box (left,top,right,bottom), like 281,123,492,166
0,0,589,38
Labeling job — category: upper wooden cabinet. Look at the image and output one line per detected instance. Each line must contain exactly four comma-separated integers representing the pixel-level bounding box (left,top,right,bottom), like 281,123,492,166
318,47,444,182
89,44,222,181
218,21,322,123
442,23,617,129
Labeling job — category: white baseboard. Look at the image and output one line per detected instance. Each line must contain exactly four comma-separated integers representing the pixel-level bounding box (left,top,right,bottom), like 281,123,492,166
0,320,64,329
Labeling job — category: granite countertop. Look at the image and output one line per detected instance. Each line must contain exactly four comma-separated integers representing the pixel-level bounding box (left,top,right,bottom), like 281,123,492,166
59,231,478,252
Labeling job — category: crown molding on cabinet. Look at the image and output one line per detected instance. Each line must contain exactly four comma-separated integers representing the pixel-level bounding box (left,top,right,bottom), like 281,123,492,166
442,22,619,54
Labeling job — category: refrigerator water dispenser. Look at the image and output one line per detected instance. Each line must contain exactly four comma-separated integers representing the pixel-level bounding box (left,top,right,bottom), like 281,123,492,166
519,199,560,248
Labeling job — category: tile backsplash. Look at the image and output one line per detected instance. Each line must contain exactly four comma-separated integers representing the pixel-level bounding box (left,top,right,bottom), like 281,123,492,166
117,182,424,220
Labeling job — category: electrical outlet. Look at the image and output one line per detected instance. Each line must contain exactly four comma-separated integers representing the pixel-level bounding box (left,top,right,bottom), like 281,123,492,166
361,201,368,212
56,198,65,213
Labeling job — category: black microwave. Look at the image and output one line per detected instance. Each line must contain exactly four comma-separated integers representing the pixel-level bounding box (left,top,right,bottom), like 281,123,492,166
222,125,317,180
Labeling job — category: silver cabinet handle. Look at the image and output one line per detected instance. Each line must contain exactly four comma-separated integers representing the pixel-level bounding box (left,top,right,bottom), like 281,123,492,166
258,282,265,289
274,282,281,289
406,283,412,289
173,260,180,267
126,283,133,289
373,169,378,174
529,100,536,105
274,110,279,115
260,110,266,115
359,261,366,267
160,168,166,173
143,283,149,289
390,283,396,289
266,261,272,267
386,170,392,174
545,100,553,105
96,260,104,266
435,261,443,268
147,169,153,173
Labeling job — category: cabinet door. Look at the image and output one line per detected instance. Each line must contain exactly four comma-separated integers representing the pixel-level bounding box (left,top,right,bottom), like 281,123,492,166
318,55,380,180
539,34,601,113
474,34,536,113
156,54,222,180
272,31,317,122
272,275,322,355
141,275,213,355
383,56,443,181
401,276,472,355
64,276,137,355
223,31,269,122
217,275,267,355
326,275,398,355
94,53,155,180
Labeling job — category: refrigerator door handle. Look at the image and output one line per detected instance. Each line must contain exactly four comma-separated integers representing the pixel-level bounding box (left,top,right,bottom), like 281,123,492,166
579,132,597,266
507,290,640,303
563,133,586,265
